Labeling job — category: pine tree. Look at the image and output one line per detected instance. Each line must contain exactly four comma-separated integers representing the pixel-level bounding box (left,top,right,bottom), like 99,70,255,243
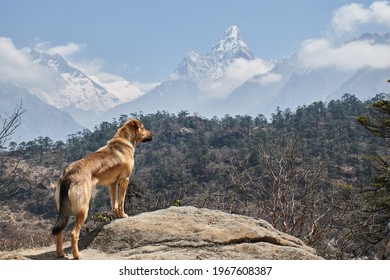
357,82,390,258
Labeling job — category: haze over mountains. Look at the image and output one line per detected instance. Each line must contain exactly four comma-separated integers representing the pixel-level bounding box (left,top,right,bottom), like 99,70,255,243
1,26,389,142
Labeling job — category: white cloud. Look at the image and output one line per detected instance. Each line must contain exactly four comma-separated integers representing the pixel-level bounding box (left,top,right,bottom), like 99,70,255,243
71,58,105,76
0,36,53,86
90,73,144,103
35,41,99,75
90,72,159,103
332,1,390,35
257,73,283,86
226,58,274,82
297,1,390,71
331,3,371,34
298,38,390,70
167,72,182,81
35,41,85,59
131,81,160,93
200,58,274,98
91,72,159,98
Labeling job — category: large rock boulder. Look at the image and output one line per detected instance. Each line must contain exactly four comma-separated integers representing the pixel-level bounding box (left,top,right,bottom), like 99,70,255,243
82,206,321,260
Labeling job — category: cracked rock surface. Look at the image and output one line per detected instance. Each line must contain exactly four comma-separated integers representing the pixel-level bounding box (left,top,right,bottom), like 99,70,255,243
1,206,322,259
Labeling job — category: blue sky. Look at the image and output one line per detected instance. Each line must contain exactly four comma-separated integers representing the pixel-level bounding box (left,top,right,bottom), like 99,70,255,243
0,0,388,84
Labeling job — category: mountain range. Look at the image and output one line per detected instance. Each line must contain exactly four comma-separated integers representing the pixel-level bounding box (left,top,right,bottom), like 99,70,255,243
0,81,82,142
1,26,389,142
101,27,390,121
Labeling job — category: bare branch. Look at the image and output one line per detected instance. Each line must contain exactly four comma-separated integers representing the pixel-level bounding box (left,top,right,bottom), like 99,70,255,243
0,102,24,148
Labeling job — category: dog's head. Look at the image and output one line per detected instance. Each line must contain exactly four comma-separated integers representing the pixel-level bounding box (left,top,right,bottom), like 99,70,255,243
127,118,154,144
115,118,153,145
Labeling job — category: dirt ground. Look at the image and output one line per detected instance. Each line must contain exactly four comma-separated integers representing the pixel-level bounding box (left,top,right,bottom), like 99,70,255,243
0,242,111,260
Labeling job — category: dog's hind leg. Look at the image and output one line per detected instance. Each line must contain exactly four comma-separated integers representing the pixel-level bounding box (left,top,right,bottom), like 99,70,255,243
55,231,65,258
52,177,71,258
71,207,88,259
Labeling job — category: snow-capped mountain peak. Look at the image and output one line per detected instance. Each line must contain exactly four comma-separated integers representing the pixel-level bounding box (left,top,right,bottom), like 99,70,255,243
94,28,390,125
171,25,258,84
25,50,151,126
30,49,70,73
172,51,209,81
28,50,118,113
211,26,254,61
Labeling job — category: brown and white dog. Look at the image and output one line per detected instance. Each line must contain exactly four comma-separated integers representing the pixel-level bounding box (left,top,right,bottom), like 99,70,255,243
52,118,153,259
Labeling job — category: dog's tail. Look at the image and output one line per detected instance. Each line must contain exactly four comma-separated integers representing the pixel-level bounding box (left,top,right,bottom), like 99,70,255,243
52,177,72,235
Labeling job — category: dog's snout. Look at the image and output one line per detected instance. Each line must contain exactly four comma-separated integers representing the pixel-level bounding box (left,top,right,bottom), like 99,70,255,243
142,130,154,142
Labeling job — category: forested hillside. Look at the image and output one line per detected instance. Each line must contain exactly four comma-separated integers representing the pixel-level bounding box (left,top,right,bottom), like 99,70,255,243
1,93,389,259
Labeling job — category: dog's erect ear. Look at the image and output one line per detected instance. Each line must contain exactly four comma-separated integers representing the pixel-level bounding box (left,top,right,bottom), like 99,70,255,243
129,118,140,129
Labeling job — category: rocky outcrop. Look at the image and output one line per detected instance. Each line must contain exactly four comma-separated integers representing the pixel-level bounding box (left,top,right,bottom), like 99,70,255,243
1,206,322,259
81,206,321,260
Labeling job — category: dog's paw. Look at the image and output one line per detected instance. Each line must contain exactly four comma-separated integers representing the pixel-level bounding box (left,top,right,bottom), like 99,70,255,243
73,253,82,260
55,252,66,258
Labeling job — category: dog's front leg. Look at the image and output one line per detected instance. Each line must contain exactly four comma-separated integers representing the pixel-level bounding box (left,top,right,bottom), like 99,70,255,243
108,182,119,217
117,178,129,218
